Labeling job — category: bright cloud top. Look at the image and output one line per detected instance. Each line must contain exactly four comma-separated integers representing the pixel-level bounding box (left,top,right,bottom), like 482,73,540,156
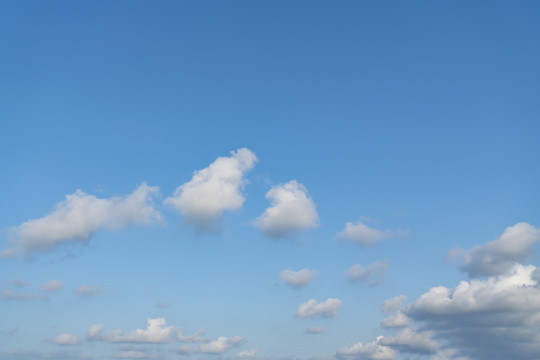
447,222,540,278
2,183,161,257
87,318,173,344
295,298,342,318
279,268,318,288
164,148,257,232
379,328,438,354
346,260,388,286
336,336,395,360
254,180,318,239
335,220,407,246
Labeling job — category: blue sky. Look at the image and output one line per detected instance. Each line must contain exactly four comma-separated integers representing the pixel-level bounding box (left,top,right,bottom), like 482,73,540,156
1,1,539,360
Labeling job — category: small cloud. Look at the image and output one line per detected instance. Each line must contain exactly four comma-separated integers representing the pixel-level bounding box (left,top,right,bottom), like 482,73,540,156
154,301,170,309
305,326,324,334
87,318,173,344
379,328,438,354
41,279,65,292
1,289,48,302
381,295,407,314
279,268,318,288
254,180,319,239
9,277,29,288
177,336,244,355
236,349,258,359
336,336,395,360
335,220,407,246
54,333,81,345
74,285,103,297
346,260,388,286
295,298,342,318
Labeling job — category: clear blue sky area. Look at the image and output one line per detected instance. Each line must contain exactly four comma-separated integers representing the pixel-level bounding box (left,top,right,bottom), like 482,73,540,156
1,2,539,360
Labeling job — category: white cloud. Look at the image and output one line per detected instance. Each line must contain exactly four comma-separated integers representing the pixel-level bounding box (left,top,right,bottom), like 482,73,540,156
164,148,257,232
74,285,103,297
336,336,395,360
447,222,540,277
114,350,157,359
9,277,29,287
380,312,410,328
380,328,437,354
346,260,388,286
335,220,407,246
177,328,208,343
279,268,318,288
254,180,319,239
41,279,64,292
2,183,161,257
54,333,80,346
295,298,342,318
381,295,407,314
1,289,47,301
87,318,173,344
236,349,258,359
305,326,324,334
178,336,244,354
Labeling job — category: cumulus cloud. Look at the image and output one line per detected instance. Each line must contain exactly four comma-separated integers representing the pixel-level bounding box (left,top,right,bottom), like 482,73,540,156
254,180,319,239
177,336,244,354
405,263,540,359
381,295,407,314
164,148,257,232
447,222,540,278
54,333,80,345
2,183,161,257
74,285,103,297
346,260,388,286
305,326,324,334
279,268,318,288
335,220,407,246
87,318,173,344
380,312,410,329
41,279,64,292
236,349,258,359
295,298,342,318
380,328,437,354
336,336,395,360
176,329,208,343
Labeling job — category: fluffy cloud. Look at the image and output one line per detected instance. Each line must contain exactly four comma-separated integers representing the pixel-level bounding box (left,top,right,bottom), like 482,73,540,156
2,183,161,257
336,336,395,360
447,222,540,278
236,349,258,359
295,298,342,318
41,279,64,292
53,333,80,345
380,312,410,328
380,328,437,354
254,180,319,239
335,220,407,246
164,148,257,232
87,318,173,343
177,336,244,354
279,268,318,288
74,285,103,297
346,260,388,286
381,295,407,314
305,326,324,334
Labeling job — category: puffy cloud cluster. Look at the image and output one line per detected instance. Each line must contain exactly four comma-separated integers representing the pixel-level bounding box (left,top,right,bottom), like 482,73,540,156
87,318,173,344
279,268,318,288
447,222,540,278
336,336,395,360
165,148,257,232
379,328,437,354
295,298,342,318
2,183,161,257
255,180,319,239
177,336,244,355
346,260,388,286
304,326,324,334
335,221,406,246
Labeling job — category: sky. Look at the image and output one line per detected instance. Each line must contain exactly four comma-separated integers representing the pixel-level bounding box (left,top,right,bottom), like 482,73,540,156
1,1,539,360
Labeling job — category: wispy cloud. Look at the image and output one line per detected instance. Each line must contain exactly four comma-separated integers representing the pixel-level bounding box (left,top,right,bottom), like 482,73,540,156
335,220,407,246
296,298,342,318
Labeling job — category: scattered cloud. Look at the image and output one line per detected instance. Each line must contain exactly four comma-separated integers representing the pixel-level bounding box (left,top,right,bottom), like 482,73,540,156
54,333,81,345
177,336,244,355
74,285,103,297
177,328,209,343
346,260,388,286
295,298,342,318
154,301,170,309
279,268,318,288
1,289,47,301
305,326,324,334
380,312,410,328
447,222,540,278
380,328,437,354
236,349,258,359
164,148,257,233
254,180,318,239
336,336,395,360
41,279,64,292
87,318,173,344
2,183,162,257
9,277,29,287
381,295,407,314
335,220,407,246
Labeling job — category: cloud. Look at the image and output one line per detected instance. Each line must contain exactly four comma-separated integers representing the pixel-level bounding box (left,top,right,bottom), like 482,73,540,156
380,312,410,329
176,329,209,343
114,350,157,359
335,220,407,246
1,289,48,301
2,183,161,257
254,180,319,238
164,148,257,232
379,328,437,354
154,302,170,309
177,336,244,355
381,295,407,314
279,268,318,288
346,260,388,286
74,285,103,297
335,336,395,360
54,333,80,345
447,222,540,278
295,298,342,318
305,326,324,334
236,349,258,359
9,277,29,288
41,279,64,292
405,263,540,360
87,318,173,344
